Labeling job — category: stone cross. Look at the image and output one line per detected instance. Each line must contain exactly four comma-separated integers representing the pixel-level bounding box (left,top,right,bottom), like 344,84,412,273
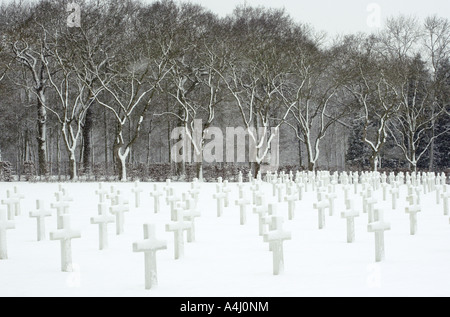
95,183,109,203
367,210,391,262
51,196,71,229
0,209,15,260
326,192,337,216
238,171,243,183
296,182,304,201
163,179,172,197
182,198,201,243
90,203,115,250
149,184,163,213
276,182,285,203
366,196,378,223
133,224,167,290
109,195,130,235
253,205,269,236
29,200,52,241
381,183,389,201
50,215,81,272
313,199,329,230
442,190,450,216
390,187,399,210
213,191,226,217
188,182,201,203
222,181,232,208
235,197,251,225
341,201,360,243
405,204,421,235
131,181,144,208
263,216,291,275
435,185,442,205
1,189,23,220
284,193,297,220
166,189,181,221
165,207,192,260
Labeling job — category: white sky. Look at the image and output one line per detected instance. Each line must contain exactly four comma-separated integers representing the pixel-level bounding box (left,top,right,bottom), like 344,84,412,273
173,0,450,38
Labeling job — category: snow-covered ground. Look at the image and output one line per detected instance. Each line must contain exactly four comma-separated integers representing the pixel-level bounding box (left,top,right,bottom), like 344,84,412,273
0,180,449,297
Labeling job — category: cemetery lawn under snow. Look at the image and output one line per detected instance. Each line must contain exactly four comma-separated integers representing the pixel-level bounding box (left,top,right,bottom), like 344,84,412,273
0,180,449,297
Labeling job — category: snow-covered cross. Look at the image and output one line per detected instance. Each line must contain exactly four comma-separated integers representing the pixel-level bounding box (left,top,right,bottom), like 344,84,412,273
29,200,52,241
149,184,163,214
341,201,360,243
166,189,181,221
49,215,81,272
405,204,421,236
253,205,269,236
435,185,442,205
442,189,450,216
165,206,192,260
367,210,391,262
235,197,250,225
366,195,378,223
326,192,337,216
95,183,109,203
163,179,173,197
213,191,226,217
131,181,144,208
8,187,25,217
90,203,115,250
1,190,20,221
182,196,201,243
313,199,329,230
284,193,297,220
222,181,232,208
0,209,15,259
133,224,167,290
51,195,71,229
263,216,291,275
109,194,129,235
390,187,399,210
276,182,285,203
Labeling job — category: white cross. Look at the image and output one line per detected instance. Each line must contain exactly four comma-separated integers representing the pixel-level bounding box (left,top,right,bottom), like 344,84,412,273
327,192,337,216
263,216,291,275
435,185,442,205
367,210,391,262
133,224,167,290
284,194,297,220
235,197,250,225
222,181,232,208
366,196,378,223
213,192,226,217
0,209,15,260
163,179,172,197
165,207,192,260
149,184,163,213
381,183,389,201
131,181,144,208
313,199,329,230
8,187,25,217
1,190,20,221
182,197,201,243
405,204,421,235
238,171,243,183
341,201,360,243
442,190,450,216
390,187,399,210
248,171,253,183
296,182,304,200
109,195,129,235
253,205,268,236
29,200,52,241
276,182,285,203
51,198,71,230
166,189,181,221
90,203,115,250
49,215,81,272
95,183,109,203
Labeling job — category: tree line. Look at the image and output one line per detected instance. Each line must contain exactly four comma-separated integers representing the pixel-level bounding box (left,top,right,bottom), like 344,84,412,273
0,0,449,181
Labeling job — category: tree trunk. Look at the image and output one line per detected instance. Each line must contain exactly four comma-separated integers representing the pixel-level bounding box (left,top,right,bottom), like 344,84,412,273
196,162,203,181
68,151,77,181
36,91,47,176
82,106,93,174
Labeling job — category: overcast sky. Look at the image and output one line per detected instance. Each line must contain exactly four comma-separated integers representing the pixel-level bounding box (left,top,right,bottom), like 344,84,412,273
174,0,450,37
